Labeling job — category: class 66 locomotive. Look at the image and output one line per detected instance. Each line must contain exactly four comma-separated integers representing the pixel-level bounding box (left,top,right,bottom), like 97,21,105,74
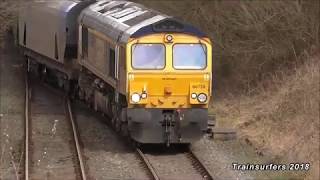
17,0,212,146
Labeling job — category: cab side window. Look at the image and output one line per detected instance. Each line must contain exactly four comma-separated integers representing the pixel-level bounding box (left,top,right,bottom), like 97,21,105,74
109,48,115,78
82,26,88,58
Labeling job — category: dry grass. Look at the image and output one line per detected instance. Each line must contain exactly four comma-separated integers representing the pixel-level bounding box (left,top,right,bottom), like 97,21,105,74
212,54,319,179
0,0,19,48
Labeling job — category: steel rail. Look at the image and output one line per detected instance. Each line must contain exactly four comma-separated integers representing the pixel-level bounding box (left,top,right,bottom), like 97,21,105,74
187,150,214,180
25,73,29,180
66,99,87,180
136,148,160,180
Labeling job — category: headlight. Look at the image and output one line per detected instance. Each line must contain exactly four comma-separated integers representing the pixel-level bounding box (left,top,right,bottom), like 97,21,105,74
191,93,197,99
131,93,141,103
197,93,207,103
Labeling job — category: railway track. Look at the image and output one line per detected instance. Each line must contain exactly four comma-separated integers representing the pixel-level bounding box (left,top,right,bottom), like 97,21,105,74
23,73,212,180
136,148,160,180
24,72,29,180
136,146,213,180
186,150,214,180
66,98,87,180
24,74,87,180
23,76,213,180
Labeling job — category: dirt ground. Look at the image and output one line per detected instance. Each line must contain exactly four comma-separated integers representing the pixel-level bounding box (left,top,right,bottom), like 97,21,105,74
29,81,78,179
72,102,149,180
0,33,25,179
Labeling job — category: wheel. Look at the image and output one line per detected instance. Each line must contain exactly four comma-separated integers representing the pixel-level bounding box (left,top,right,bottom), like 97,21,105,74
115,117,121,133
119,109,128,137
111,116,117,129
120,122,129,137
78,88,85,100
63,79,70,92
26,57,30,72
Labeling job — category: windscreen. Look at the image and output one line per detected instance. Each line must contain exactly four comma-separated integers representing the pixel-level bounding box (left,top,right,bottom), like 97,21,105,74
173,44,207,69
132,44,165,69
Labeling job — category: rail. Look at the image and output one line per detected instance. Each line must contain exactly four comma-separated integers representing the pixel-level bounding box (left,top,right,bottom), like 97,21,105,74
24,74,87,180
66,98,87,180
186,150,214,180
24,72,29,180
136,148,160,180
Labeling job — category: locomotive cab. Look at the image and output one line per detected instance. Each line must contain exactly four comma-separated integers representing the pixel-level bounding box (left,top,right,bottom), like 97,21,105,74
126,21,212,145
127,34,212,108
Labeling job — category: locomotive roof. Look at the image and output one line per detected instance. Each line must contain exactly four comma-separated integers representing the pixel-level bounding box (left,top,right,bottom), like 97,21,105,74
25,0,85,17
19,0,92,63
79,0,206,44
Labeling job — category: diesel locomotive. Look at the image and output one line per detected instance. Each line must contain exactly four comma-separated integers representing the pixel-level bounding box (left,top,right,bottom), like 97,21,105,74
17,0,213,145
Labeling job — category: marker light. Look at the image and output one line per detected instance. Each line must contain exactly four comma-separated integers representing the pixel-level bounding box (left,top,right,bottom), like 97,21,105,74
197,93,207,103
141,93,147,99
191,93,197,99
131,93,141,103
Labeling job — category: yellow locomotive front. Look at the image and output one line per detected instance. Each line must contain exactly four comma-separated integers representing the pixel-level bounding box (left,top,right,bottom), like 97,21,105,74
127,34,212,108
126,26,212,145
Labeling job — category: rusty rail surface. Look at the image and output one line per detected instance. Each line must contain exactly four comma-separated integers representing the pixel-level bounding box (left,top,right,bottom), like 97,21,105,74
25,72,30,180
66,98,87,180
186,150,214,180
136,148,160,180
